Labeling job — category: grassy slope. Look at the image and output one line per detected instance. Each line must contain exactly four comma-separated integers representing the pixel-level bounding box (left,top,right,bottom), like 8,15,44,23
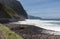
0,24,23,39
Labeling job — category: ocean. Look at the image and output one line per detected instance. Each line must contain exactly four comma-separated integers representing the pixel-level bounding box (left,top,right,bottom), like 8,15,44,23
47,22,60,25
10,19,60,32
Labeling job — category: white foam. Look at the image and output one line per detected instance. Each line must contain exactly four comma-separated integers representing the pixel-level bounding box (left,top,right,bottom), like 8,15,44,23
10,19,60,32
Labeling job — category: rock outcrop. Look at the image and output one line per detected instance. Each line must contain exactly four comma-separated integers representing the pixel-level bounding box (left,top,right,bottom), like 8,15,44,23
0,0,28,19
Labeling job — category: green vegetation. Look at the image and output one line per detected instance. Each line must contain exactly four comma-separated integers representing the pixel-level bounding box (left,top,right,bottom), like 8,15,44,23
2,4,25,20
3,5,20,19
0,24,23,39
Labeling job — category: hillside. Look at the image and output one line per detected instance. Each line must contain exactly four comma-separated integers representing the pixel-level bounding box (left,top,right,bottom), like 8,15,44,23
0,24,23,39
0,0,28,19
0,3,25,23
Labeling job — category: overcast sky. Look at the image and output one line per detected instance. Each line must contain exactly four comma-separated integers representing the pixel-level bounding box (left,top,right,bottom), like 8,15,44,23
18,0,60,19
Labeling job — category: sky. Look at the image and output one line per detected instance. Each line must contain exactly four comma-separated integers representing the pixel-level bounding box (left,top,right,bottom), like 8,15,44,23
18,0,60,19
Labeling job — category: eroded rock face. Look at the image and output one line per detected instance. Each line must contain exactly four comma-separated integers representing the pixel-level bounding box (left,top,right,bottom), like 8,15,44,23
0,0,28,19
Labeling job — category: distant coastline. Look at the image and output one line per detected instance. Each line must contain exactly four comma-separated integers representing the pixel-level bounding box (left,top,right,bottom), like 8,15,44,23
29,15,60,21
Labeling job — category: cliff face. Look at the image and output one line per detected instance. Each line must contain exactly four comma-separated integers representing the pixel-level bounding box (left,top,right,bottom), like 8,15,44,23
0,3,25,23
0,0,28,19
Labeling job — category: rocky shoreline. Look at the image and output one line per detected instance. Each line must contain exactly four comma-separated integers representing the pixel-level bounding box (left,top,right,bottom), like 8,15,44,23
5,24,60,39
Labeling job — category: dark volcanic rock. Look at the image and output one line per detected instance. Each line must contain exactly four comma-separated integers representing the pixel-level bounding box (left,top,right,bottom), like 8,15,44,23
5,24,60,39
0,0,28,19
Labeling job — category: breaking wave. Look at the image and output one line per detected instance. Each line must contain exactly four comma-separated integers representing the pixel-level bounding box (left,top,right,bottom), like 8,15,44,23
10,19,60,32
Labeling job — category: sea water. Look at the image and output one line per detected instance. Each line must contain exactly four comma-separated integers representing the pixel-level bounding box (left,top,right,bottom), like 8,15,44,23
47,22,60,25
9,19,60,35
10,19,60,32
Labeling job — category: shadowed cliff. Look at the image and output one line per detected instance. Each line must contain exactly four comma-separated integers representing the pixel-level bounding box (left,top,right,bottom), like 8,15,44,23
0,3,26,23
0,0,28,19
0,0,28,23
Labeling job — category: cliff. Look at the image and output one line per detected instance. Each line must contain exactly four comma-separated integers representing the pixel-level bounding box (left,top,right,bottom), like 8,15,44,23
0,0,28,19
0,3,25,23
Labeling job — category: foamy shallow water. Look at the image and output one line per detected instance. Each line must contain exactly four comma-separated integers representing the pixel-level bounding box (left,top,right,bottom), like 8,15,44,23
10,19,60,32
